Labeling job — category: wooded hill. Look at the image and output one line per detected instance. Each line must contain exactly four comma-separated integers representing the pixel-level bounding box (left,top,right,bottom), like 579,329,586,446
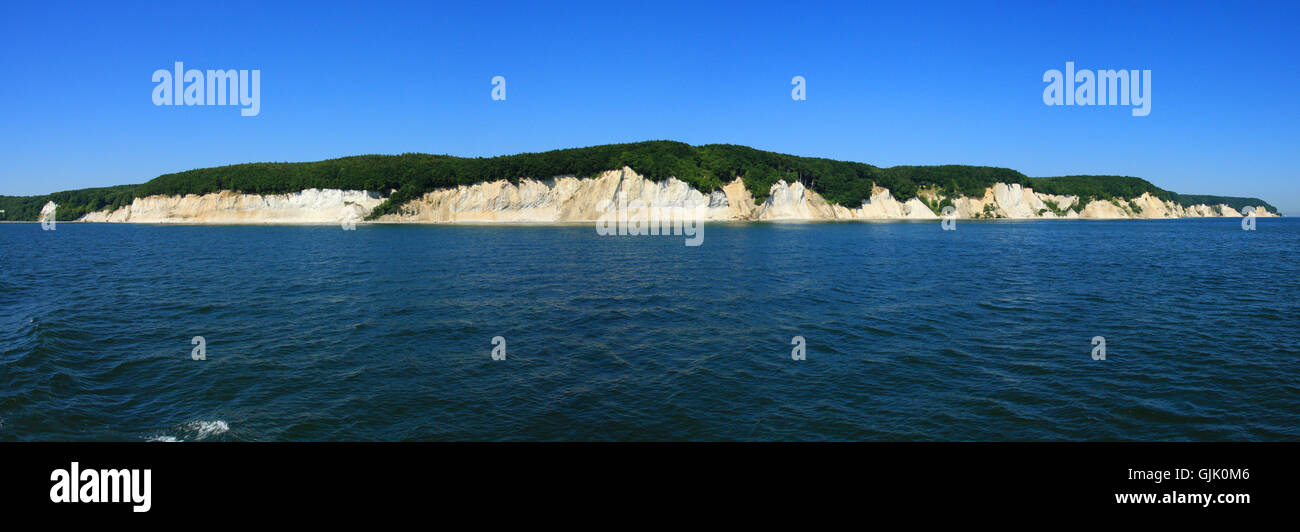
0,141,1278,220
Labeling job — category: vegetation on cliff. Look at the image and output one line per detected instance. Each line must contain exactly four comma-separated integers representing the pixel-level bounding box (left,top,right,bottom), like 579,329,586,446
1,185,137,222
0,141,1278,220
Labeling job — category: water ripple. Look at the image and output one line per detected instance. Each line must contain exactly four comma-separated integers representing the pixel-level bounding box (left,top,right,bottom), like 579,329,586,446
0,220,1296,440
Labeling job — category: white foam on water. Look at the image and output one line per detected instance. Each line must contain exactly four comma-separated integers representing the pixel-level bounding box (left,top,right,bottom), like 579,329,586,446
186,420,230,440
145,420,230,441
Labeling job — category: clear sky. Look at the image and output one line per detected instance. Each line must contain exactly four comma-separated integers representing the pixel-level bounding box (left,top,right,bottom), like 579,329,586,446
2,1,1297,211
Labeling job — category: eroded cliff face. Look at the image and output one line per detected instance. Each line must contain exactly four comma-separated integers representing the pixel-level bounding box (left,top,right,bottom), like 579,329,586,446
78,167,1277,223
371,168,739,223
79,189,384,224
1071,193,1250,220
373,168,940,222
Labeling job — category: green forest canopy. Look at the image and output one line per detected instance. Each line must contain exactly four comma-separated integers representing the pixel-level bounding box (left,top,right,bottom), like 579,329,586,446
0,141,1278,220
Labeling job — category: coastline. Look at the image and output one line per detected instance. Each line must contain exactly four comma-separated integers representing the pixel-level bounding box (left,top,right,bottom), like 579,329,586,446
11,217,1289,226
52,167,1278,226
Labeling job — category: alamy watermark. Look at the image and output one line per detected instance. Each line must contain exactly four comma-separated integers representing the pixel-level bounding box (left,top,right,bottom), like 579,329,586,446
341,205,360,230
1241,207,1256,231
491,76,506,101
1044,62,1150,116
595,193,706,246
191,336,206,360
40,202,56,230
1091,336,1106,360
941,206,957,231
491,336,506,360
152,61,260,116
49,462,151,513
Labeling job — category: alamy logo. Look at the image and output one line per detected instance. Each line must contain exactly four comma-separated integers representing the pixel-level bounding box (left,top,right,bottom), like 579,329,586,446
1043,62,1150,116
50,462,152,513
1241,206,1256,231
191,336,206,361
152,61,260,116
941,206,957,231
1091,336,1107,360
491,336,506,361
39,202,56,231
341,205,360,231
491,76,506,101
595,193,706,246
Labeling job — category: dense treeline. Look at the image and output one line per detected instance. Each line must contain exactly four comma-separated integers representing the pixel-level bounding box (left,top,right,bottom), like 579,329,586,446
0,141,1278,220
0,196,43,220
1168,193,1276,214
1023,176,1278,213
881,165,1030,198
1024,175,1171,202
0,185,137,221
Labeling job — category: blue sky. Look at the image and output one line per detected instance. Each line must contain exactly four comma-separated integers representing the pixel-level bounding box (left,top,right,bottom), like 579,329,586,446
2,1,1297,211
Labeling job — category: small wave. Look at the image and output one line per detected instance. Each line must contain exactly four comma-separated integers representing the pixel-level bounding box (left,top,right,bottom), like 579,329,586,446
146,420,230,442
186,420,230,440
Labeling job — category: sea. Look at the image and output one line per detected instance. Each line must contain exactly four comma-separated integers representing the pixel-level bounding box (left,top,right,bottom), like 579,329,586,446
1,218,1296,440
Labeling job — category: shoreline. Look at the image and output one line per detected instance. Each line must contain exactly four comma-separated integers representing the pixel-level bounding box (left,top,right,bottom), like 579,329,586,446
18,169,1283,225
4,216,1288,226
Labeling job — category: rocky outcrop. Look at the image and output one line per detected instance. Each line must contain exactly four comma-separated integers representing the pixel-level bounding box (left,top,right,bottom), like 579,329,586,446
372,168,736,223
1068,193,1260,220
756,180,838,220
39,201,58,221
78,167,1278,223
376,168,942,223
834,187,937,219
79,189,383,224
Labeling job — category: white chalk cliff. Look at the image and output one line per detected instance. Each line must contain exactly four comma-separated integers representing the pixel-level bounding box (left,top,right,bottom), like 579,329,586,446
79,189,383,224
77,167,1277,223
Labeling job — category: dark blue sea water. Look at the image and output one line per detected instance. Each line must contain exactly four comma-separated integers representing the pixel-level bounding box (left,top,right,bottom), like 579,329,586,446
1,219,1297,441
